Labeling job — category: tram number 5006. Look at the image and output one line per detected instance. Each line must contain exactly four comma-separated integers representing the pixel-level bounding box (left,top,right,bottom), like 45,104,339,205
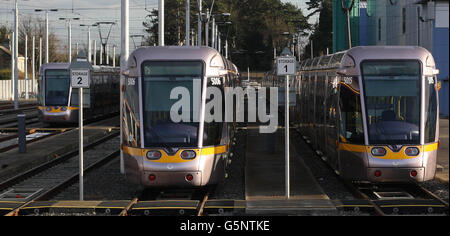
343,76,353,85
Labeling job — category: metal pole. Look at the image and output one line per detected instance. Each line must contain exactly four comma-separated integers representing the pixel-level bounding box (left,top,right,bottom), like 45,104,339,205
69,20,72,62
310,40,313,59
211,17,215,48
198,2,202,46
113,46,116,67
158,0,164,46
186,0,190,46
10,32,14,101
39,37,42,67
216,25,219,49
45,11,49,63
205,8,209,47
87,27,91,62
346,9,352,49
120,0,129,174
18,114,26,153
106,44,109,65
25,35,28,99
100,44,103,65
225,39,228,59
285,74,290,199
218,32,221,53
14,0,19,109
93,40,97,65
32,35,35,94
76,42,79,55
79,86,84,201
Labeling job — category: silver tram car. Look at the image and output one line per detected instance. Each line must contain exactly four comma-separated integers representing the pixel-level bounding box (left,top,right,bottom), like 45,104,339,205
267,46,440,183
37,63,120,124
121,46,240,187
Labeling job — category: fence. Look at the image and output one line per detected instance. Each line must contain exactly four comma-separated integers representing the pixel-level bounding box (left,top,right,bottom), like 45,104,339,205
0,80,37,100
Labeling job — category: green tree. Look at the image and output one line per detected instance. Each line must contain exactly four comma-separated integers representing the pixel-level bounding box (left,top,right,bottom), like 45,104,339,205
0,25,11,46
142,0,309,71
303,0,332,59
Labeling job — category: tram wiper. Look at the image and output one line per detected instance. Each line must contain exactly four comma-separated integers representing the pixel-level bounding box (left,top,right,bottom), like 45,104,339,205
186,130,191,144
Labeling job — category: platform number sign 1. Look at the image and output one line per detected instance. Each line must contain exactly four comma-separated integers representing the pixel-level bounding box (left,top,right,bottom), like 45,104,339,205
277,56,296,76
71,69,90,88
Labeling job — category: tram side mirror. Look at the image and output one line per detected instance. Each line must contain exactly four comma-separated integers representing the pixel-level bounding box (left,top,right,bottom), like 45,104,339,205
219,69,228,76
122,70,130,77
336,69,347,75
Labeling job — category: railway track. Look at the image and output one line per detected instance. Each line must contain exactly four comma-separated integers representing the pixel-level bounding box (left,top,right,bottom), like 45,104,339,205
292,121,448,216
122,185,217,216
0,103,37,113
0,129,70,153
0,132,119,216
343,182,449,216
0,111,40,128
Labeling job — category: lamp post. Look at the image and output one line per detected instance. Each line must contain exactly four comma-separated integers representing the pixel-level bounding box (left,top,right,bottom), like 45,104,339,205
80,23,98,63
59,17,80,62
35,8,58,64
215,21,231,52
210,13,230,48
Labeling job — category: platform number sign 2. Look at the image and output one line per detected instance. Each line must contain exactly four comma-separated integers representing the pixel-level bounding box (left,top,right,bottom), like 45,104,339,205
277,56,296,76
71,69,90,88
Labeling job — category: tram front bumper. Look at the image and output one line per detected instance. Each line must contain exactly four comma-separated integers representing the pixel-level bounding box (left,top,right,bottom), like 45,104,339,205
142,171,203,187
367,167,426,182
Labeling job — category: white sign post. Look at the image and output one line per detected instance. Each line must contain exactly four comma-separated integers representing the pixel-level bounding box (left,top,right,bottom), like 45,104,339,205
277,53,296,199
69,52,92,201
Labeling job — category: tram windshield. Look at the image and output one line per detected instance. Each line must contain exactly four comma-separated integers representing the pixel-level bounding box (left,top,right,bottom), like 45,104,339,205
142,61,203,147
362,60,421,144
45,69,70,106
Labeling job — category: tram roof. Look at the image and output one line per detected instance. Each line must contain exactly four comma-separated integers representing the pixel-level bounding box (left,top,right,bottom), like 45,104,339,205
299,46,434,72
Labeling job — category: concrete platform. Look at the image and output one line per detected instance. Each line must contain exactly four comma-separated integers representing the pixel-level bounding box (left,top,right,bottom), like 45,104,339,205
0,117,119,181
245,124,336,214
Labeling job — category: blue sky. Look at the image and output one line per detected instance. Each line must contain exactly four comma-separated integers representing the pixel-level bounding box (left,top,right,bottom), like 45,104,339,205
0,0,316,53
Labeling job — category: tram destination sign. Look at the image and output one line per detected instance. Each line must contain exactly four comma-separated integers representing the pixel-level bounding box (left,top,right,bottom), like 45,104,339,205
277,56,296,76
71,69,90,88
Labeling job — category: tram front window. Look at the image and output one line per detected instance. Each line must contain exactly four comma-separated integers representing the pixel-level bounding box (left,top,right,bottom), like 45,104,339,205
142,61,202,148
45,69,70,106
362,60,421,145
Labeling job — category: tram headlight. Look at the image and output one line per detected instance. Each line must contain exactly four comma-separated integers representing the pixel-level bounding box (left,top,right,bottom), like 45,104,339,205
180,150,196,160
146,150,162,160
405,147,420,156
46,107,52,111
371,147,386,156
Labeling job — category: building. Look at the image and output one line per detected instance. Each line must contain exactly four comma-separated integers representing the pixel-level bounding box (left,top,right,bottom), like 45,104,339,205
333,0,361,52
333,0,449,116
0,45,25,79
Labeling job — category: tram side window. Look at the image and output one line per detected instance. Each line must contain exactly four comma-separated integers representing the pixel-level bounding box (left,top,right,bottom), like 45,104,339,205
339,84,364,144
203,77,225,146
425,76,438,143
